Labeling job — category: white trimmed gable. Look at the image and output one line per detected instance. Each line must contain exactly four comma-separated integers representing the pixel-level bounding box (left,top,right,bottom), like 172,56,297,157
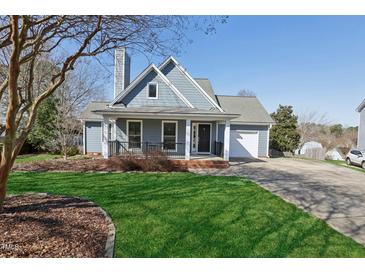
111,64,193,108
159,57,224,112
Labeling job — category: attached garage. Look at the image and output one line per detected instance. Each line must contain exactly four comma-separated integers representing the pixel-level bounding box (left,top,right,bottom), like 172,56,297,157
230,130,259,158
216,96,274,159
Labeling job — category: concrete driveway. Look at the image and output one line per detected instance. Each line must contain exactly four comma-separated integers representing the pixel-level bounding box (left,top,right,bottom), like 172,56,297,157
193,158,365,245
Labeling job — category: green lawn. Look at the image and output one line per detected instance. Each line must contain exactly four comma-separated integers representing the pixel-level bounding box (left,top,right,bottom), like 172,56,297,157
7,172,365,258
326,160,365,174
15,154,60,163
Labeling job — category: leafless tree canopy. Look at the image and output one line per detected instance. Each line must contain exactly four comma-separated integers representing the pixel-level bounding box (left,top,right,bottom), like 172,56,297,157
297,110,357,152
237,89,256,97
54,60,103,159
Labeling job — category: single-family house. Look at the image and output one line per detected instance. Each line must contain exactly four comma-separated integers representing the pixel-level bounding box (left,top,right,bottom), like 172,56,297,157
80,48,274,161
357,98,365,150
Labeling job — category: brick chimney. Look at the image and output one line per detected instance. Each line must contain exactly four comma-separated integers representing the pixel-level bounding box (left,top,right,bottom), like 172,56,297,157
114,48,131,98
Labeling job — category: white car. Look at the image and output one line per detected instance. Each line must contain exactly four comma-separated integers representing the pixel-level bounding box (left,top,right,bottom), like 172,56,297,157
346,149,365,169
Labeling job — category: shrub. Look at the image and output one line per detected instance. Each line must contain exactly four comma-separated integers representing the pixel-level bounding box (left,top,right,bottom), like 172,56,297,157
66,146,80,157
106,153,186,172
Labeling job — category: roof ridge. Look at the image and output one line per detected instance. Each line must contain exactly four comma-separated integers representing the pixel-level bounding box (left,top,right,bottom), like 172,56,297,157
217,95,257,98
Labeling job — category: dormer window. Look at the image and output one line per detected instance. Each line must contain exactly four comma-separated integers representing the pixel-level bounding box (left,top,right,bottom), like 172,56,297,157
148,82,158,99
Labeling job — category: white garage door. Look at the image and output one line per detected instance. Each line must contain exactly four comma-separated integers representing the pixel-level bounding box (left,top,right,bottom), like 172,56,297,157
230,130,259,158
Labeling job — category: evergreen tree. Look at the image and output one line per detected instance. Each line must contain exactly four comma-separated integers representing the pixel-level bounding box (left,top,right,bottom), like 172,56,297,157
27,96,58,152
270,105,300,153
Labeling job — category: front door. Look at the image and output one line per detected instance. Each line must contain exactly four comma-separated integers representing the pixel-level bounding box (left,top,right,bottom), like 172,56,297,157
198,124,211,153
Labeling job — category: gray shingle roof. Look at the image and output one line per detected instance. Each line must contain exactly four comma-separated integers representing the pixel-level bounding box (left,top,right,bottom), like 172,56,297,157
92,106,238,118
357,98,365,112
80,101,109,120
194,78,218,104
216,95,275,124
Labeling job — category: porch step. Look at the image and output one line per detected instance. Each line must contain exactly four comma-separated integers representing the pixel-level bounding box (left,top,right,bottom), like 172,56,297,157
171,160,229,169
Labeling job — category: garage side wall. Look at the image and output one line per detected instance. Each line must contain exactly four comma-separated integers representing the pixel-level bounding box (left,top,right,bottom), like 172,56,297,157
85,121,102,153
218,124,270,157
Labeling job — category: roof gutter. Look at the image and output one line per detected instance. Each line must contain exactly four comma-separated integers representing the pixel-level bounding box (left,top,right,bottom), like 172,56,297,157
92,110,240,120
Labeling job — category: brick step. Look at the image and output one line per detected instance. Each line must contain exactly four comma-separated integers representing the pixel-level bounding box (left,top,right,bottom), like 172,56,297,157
171,160,229,169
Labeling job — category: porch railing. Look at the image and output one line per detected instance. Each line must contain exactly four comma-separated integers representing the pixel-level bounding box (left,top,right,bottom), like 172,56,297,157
214,141,224,157
108,141,185,159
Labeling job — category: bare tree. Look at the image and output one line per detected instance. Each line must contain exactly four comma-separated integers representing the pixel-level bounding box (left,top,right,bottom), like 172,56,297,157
238,89,256,97
54,61,102,159
297,110,331,147
0,15,225,209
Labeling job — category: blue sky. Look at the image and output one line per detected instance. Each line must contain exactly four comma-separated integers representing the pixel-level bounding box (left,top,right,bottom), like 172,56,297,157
108,16,365,126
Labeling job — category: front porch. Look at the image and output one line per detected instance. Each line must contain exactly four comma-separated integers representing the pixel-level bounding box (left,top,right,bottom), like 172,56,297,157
107,140,224,160
101,117,232,161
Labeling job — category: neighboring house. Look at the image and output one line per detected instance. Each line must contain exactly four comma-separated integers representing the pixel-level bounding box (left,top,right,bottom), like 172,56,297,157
357,99,365,150
80,48,274,160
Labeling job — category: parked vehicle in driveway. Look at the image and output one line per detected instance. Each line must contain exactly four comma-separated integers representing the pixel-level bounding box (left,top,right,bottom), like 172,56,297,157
346,149,365,169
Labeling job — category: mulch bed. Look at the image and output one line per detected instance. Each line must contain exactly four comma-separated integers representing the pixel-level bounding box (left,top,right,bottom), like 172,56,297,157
12,156,188,172
0,194,110,258
13,158,114,172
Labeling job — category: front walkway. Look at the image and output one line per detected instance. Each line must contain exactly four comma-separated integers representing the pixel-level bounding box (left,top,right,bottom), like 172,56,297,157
192,157,365,246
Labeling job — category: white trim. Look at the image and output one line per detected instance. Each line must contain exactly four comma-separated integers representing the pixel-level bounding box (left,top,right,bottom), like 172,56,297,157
110,64,193,108
216,121,273,126
161,120,178,152
102,116,110,159
94,112,237,121
147,82,159,99
159,56,224,112
192,122,212,154
126,120,143,149
267,124,272,157
82,122,86,154
112,120,117,141
215,122,218,142
185,119,191,160
223,120,230,161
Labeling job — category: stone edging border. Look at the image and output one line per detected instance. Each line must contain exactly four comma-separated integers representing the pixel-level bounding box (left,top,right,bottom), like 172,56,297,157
6,192,116,258
97,205,116,258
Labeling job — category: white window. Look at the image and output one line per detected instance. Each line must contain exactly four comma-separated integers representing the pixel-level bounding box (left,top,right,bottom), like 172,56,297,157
148,82,158,99
127,120,142,149
162,121,178,151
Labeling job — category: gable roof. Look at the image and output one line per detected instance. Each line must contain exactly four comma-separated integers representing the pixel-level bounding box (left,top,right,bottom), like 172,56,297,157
357,98,365,112
194,78,219,104
216,95,275,125
110,63,193,108
159,56,224,112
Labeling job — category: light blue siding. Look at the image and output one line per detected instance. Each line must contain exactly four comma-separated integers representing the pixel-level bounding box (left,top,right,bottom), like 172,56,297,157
218,124,269,157
359,109,365,150
85,121,102,153
121,70,187,108
116,118,186,154
161,61,217,110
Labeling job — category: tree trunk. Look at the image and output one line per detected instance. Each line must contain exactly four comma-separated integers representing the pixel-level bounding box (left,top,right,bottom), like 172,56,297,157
0,16,21,212
0,143,13,211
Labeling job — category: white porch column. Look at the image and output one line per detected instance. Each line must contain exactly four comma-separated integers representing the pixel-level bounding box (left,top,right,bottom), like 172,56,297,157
185,119,191,160
82,122,86,155
102,116,110,159
223,120,230,161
